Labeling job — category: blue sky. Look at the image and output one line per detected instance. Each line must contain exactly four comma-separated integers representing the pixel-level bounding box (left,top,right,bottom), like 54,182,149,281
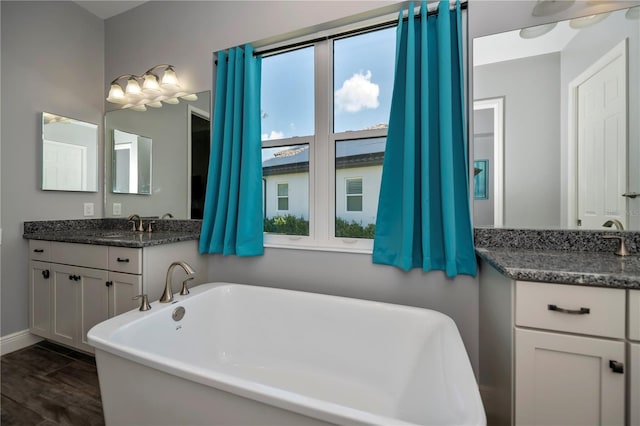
260,26,396,143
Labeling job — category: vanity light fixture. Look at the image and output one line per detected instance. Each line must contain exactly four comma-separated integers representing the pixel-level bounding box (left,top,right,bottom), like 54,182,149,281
532,0,575,17
107,64,198,111
569,12,610,29
519,22,558,39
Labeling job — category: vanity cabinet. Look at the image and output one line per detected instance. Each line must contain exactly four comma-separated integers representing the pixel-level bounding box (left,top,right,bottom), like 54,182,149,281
28,238,205,353
514,282,626,425
29,241,140,352
479,260,636,426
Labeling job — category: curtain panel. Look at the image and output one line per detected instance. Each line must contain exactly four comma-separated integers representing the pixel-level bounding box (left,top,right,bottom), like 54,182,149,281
199,45,264,256
372,0,476,277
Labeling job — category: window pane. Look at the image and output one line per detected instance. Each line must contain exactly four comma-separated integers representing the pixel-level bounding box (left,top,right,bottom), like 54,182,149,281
277,183,288,197
263,145,309,236
335,138,385,238
346,178,363,195
334,27,396,133
261,47,314,141
347,195,363,212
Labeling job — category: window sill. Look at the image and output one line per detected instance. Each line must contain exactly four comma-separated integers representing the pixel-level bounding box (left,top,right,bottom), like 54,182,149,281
263,242,372,255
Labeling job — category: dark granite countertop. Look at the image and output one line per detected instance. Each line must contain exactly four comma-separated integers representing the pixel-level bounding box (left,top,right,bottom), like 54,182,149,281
475,226,640,290
476,248,640,289
23,219,201,248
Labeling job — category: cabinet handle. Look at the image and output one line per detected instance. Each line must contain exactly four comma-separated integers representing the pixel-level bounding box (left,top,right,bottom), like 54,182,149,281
609,360,624,374
68,274,80,281
117,257,130,263
33,249,44,253
547,304,590,315
42,270,50,279
105,281,113,287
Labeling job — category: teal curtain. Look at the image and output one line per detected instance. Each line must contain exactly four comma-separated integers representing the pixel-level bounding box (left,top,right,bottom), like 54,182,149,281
372,0,476,277
199,45,264,256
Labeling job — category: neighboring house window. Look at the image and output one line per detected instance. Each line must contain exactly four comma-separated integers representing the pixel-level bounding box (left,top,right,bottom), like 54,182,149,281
346,178,363,212
261,23,395,250
277,183,289,211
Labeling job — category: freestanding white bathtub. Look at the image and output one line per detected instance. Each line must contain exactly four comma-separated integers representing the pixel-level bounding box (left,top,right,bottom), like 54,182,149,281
88,282,485,426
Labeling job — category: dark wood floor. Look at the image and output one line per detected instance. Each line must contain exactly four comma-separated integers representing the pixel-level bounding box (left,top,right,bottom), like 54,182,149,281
1,340,104,425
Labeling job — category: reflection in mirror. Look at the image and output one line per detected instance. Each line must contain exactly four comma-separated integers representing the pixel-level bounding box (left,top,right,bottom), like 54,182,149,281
105,91,210,219
42,112,98,192
473,5,639,230
112,129,152,195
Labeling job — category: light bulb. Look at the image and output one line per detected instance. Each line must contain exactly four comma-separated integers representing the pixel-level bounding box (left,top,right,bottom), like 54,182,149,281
163,97,180,105
180,93,198,101
161,66,180,88
107,83,125,103
142,73,161,92
125,77,142,95
146,101,163,108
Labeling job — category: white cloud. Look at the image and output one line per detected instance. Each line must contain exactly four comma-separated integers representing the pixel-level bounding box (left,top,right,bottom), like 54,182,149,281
335,70,380,113
261,130,284,141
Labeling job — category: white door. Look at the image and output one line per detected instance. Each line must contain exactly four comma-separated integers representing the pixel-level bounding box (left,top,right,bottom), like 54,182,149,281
515,328,625,426
29,261,51,338
631,343,640,426
78,266,109,352
43,139,87,191
577,43,627,229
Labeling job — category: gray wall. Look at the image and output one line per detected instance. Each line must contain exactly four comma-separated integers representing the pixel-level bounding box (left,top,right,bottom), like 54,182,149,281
474,53,561,228
1,1,104,335
105,93,210,218
105,0,481,372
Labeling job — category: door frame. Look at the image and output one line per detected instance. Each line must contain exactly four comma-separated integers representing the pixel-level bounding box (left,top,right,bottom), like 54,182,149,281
187,105,210,219
473,97,505,227
567,39,627,228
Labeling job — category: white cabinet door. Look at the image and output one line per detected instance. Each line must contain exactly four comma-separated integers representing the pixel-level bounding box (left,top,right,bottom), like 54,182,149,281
50,264,109,351
29,260,51,338
109,271,141,316
78,266,109,352
631,343,640,426
515,328,625,426
51,264,78,347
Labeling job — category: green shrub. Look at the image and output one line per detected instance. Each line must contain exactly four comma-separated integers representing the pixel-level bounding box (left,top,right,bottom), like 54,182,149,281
335,217,376,239
264,215,309,236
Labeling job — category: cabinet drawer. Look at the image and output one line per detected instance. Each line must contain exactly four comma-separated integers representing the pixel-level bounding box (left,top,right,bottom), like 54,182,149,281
29,240,51,261
515,281,625,338
51,242,108,269
108,247,141,274
630,290,640,341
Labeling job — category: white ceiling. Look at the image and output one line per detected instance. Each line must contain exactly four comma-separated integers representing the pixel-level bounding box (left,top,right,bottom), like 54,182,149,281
74,1,147,19
473,19,578,66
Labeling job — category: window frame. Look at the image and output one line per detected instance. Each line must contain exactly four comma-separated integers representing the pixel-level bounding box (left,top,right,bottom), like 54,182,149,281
261,23,393,253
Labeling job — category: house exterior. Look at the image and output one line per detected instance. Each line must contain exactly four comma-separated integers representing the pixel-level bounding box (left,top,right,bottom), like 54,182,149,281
262,138,385,226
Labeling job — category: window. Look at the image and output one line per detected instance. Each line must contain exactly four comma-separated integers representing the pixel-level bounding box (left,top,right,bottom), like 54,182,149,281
277,183,289,211
345,178,363,212
261,24,396,251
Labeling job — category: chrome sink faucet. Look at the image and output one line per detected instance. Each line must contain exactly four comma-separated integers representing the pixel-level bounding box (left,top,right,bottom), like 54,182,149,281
127,214,144,232
160,261,196,303
602,219,629,256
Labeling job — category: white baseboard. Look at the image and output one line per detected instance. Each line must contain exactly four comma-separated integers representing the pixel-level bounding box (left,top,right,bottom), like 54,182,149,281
0,330,42,356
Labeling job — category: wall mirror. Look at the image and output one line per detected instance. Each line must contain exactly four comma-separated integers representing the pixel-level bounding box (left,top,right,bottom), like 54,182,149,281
112,129,152,195
105,91,211,219
473,5,639,230
42,112,98,192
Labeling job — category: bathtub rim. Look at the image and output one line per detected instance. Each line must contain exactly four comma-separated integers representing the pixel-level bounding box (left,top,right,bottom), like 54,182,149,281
88,282,485,426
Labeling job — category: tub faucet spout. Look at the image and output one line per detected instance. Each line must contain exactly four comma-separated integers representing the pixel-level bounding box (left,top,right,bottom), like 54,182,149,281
160,261,196,303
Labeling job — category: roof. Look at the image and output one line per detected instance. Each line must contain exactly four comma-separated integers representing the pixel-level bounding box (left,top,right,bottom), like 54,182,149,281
262,138,385,176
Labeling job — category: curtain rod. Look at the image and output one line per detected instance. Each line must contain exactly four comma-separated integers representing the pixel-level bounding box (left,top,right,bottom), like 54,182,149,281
215,1,467,63
255,1,468,57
